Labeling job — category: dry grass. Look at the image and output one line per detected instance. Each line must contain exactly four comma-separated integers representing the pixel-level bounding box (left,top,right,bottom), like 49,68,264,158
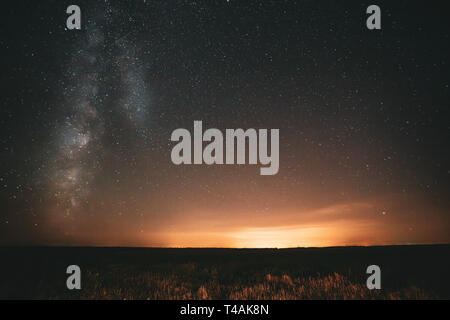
46,269,433,300
2,246,447,300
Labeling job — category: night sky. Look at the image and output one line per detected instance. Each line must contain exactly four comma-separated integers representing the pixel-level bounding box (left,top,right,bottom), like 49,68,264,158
0,0,449,247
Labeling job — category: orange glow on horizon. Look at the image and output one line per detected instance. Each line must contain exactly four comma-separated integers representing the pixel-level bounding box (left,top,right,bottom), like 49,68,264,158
40,195,450,248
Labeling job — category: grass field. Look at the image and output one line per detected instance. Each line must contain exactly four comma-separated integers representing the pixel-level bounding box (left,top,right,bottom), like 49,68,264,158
1,245,449,299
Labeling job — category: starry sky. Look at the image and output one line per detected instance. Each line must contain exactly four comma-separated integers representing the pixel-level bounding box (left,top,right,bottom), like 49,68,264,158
0,0,449,247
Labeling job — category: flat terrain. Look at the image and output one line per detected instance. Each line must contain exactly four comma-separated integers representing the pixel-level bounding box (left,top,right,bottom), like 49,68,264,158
0,245,449,299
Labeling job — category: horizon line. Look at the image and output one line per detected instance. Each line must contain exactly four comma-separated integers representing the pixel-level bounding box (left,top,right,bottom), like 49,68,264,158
1,243,449,249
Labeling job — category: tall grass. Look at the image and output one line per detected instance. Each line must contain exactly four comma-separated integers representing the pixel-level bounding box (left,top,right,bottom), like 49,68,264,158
2,246,446,299
45,268,433,300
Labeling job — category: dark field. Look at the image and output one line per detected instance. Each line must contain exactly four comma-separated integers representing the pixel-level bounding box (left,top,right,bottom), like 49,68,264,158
1,245,449,300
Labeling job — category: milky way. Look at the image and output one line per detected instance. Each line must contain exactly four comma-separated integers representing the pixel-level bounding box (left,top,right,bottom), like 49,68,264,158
48,3,152,218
